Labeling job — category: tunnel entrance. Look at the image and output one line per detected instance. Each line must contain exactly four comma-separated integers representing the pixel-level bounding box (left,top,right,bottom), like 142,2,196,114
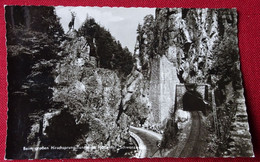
175,84,210,113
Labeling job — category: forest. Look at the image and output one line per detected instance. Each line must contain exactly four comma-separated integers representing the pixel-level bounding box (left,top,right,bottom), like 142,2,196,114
6,6,135,159
5,6,254,159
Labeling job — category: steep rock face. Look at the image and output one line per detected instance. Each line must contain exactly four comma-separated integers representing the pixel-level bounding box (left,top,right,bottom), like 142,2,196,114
48,31,130,158
134,14,180,126
154,8,219,83
148,57,160,123
134,8,253,156
159,55,179,123
5,6,65,159
121,68,151,127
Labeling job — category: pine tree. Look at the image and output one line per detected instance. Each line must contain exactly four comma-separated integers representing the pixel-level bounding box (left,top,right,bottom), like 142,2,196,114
78,17,134,77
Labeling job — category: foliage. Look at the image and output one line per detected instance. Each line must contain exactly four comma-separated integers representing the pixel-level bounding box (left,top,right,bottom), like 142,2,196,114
135,15,155,67
44,109,89,146
211,27,242,91
124,96,149,126
53,53,129,157
78,18,134,77
5,6,64,159
6,6,64,45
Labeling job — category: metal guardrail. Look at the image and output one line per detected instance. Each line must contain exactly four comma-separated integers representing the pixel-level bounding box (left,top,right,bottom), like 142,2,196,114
129,131,147,158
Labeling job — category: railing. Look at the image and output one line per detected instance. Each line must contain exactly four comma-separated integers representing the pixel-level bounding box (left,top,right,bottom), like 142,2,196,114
129,131,147,158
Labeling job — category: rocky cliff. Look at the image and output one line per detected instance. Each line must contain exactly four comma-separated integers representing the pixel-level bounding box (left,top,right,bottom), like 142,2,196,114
45,31,131,158
133,8,253,157
6,6,254,159
5,6,65,159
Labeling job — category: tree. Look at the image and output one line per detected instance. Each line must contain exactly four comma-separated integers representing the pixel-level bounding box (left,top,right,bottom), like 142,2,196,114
5,6,64,159
78,17,134,77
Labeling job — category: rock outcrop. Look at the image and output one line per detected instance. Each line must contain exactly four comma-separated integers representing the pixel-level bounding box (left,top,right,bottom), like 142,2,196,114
5,6,65,159
5,6,254,159
49,31,131,158
133,8,254,157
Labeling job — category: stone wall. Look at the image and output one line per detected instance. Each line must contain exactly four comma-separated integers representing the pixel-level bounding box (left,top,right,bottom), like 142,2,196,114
159,55,179,123
134,8,254,156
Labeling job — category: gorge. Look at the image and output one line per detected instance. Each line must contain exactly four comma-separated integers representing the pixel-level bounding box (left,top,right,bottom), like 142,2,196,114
5,6,254,159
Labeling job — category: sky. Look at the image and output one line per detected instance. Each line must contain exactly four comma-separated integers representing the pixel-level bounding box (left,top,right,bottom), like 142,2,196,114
55,6,155,53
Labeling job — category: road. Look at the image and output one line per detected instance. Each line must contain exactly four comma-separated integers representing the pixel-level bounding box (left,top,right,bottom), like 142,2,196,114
130,126,162,157
164,111,203,157
178,111,202,157
130,111,203,158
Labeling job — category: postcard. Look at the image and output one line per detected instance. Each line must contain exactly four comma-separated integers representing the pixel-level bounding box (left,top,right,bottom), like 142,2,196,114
5,6,254,159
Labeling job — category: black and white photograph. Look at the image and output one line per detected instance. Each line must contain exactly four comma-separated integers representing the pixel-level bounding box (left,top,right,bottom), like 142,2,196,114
5,6,254,159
